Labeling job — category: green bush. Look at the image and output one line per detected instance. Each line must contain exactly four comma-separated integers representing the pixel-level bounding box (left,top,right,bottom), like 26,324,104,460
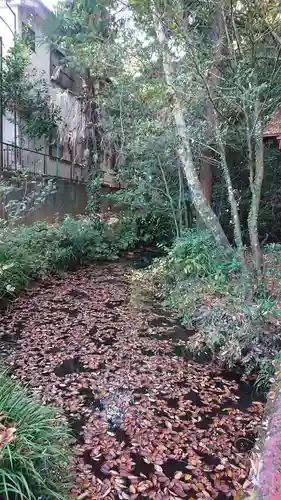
105,212,175,251
160,229,222,276
146,229,238,291
0,372,71,499
105,216,139,250
135,213,175,246
0,216,116,302
134,229,280,383
0,211,174,303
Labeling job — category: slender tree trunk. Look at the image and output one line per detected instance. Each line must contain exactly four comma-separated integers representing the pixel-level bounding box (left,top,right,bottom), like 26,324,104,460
248,99,264,279
178,162,183,234
198,3,223,207
158,158,180,237
199,149,213,206
216,129,243,251
153,14,231,250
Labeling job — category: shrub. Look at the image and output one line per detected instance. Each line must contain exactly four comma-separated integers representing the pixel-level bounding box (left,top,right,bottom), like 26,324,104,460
105,212,175,251
0,372,71,499
133,229,281,382
0,216,116,302
135,213,175,246
105,216,139,250
145,229,238,295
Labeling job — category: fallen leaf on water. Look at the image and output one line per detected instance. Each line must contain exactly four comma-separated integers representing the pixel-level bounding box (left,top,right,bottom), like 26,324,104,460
0,263,264,499
175,472,183,479
215,464,225,471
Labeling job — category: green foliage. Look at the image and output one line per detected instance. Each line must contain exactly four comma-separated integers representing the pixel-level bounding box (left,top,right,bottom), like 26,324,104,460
162,229,224,277
2,37,60,139
106,216,139,250
134,229,281,380
46,0,281,252
254,354,281,394
0,209,175,304
148,229,237,286
86,172,102,213
46,0,120,79
107,212,175,251
47,0,193,239
0,172,56,228
0,216,116,302
0,371,71,499
136,213,176,245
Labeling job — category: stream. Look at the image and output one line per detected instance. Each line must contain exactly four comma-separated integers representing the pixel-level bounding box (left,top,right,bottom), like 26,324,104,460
0,256,264,499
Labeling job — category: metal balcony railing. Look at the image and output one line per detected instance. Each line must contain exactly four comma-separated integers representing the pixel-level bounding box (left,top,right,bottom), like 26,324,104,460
0,141,47,175
0,141,121,187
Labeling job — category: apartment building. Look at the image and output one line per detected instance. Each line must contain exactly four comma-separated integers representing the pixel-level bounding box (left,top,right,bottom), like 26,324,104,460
0,0,117,184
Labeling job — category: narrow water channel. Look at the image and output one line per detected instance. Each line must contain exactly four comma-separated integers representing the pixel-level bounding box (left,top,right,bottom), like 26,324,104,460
0,257,264,499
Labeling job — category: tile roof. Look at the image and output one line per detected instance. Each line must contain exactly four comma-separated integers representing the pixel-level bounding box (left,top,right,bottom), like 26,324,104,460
263,108,281,137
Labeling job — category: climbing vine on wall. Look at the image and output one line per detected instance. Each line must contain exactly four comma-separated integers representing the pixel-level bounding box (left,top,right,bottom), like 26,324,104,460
87,171,102,213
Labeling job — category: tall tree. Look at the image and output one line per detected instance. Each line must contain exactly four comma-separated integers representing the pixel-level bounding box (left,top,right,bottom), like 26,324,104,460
47,0,281,276
2,37,60,141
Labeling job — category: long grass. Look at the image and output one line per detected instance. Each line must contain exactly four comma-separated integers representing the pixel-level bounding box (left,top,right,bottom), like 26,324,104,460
0,372,72,499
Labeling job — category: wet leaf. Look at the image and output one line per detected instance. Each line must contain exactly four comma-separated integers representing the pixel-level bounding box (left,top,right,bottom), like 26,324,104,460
0,263,264,499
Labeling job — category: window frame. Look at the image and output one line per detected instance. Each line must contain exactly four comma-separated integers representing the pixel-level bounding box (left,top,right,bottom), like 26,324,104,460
49,126,73,165
50,48,74,91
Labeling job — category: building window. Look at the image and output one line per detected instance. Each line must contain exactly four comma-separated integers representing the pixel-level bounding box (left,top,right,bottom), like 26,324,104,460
22,22,35,52
49,126,63,159
50,49,74,90
49,126,72,163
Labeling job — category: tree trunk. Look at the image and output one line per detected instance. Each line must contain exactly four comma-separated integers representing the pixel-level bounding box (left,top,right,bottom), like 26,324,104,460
216,128,242,249
248,100,264,279
158,157,180,237
198,3,223,207
199,149,213,206
178,161,184,234
153,14,231,250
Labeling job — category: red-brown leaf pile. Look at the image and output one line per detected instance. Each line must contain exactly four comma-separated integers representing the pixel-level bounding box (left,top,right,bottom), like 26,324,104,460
0,263,264,499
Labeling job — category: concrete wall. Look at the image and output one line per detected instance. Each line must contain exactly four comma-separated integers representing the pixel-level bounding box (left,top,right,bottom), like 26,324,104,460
19,4,50,77
0,175,118,226
21,182,117,225
0,4,16,55
21,179,88,225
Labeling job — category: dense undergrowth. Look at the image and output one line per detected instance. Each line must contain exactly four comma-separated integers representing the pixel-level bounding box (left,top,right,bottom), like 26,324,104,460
132,229,281,391
0,213,172,303
0,372,71,499
0,216,124,302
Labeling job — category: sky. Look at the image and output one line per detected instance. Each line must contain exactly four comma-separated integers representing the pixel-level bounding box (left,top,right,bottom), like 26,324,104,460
41,0,56,10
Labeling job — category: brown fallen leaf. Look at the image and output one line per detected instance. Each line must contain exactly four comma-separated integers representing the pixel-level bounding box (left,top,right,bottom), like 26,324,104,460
174,471,182,480
215,464,225,471
0,426,16,448
1,263,264,500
